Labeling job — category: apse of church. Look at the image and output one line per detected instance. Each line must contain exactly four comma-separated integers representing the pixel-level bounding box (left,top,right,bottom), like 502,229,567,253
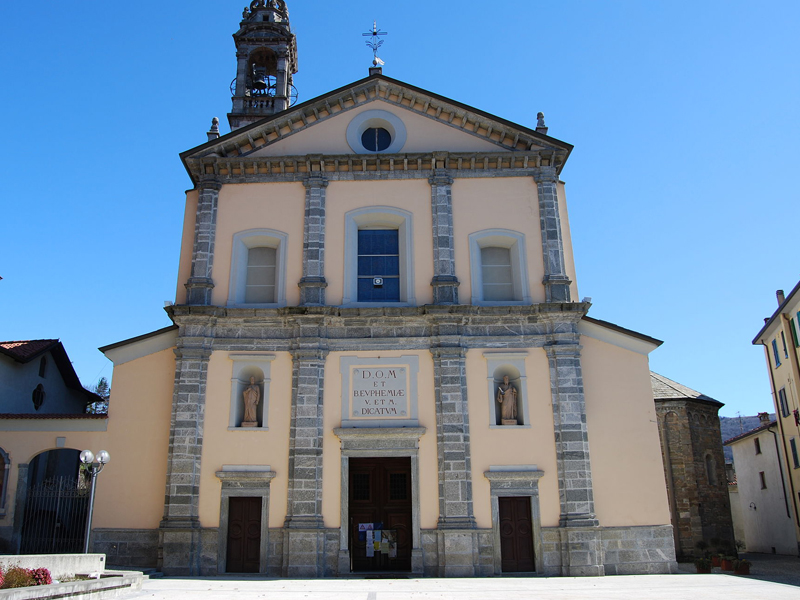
81,0,677,577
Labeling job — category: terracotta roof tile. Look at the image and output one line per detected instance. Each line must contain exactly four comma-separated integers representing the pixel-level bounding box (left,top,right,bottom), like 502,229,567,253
0,339,59,362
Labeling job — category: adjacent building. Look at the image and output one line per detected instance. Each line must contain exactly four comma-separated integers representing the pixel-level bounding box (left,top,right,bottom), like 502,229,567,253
725,412,798,554
1,1,678,577
752,283,800,555
651,372,734,559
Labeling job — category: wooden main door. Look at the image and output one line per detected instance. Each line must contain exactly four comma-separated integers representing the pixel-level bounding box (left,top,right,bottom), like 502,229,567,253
226,497,262,573
349,457,412,571
499,496,535,572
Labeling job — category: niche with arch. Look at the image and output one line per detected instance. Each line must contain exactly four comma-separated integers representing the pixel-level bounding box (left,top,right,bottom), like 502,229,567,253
484,352,529,427
228,354,275,430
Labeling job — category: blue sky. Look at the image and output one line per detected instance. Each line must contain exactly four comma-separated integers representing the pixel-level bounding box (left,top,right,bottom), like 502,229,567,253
1,1,798,418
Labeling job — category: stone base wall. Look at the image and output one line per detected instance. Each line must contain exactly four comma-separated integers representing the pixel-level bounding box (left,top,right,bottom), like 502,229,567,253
91,524,675,577
0,526,14,554
600,525,678,575
92,529,159,569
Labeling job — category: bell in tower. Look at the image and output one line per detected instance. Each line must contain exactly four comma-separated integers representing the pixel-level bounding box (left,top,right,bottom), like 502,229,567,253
228,0,298,131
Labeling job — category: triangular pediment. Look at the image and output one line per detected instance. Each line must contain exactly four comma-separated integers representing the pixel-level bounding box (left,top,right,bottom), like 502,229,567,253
181,74,572,180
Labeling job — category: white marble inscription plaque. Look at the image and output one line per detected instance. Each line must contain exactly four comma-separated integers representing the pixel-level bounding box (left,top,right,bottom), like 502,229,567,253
351,367,408,418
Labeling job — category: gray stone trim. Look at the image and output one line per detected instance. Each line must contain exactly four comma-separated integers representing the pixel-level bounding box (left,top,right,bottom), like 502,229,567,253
0,447,9,516
333,427,426,576
185,182,221,305
299,175,328,306
284,347,327,549
10,463,28,553
159,346,212,575
215,469,276,574
484,469,545,574
545,343,598,528
533,167,571,303
184,154,566,186
431,347,476,530
428,169,459,304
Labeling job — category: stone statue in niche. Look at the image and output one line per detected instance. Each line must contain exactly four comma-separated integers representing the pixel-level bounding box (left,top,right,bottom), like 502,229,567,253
496,375,518,425
241,376,261,427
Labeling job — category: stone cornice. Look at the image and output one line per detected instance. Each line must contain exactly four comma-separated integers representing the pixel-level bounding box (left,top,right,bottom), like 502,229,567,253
184,151,567,185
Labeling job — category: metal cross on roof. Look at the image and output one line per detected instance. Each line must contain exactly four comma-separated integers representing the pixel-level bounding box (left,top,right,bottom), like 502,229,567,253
362,21,387,66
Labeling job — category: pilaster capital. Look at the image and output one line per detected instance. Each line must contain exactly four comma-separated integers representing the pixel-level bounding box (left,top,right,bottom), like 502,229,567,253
198,179,222,192
291,347,329,362
173,346,213,361
430,346,467,360
428,169,454,187
544,343,582,358
533,166,558,184
303,174,329,189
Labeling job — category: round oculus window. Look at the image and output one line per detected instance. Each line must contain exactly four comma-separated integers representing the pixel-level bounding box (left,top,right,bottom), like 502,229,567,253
361,127,392,152
345,110,407,154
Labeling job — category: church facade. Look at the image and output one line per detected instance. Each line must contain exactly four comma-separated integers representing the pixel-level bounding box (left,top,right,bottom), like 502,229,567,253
2,1,677,577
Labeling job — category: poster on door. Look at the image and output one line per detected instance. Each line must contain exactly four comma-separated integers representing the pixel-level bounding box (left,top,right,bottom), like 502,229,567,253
359,524,397,558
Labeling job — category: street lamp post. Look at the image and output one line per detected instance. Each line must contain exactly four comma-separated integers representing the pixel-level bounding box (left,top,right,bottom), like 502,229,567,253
80,449,110,554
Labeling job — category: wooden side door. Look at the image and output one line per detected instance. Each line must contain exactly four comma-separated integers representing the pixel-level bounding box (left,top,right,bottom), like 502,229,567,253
226,496,262,573
349,457,412,572
499,496,535,572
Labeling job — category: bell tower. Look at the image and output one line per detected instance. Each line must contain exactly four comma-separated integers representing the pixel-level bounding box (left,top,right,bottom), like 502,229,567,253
228,0,298,131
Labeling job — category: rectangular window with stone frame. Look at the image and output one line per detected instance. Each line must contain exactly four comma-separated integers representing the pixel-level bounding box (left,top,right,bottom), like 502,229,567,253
772,339,782,367
245,247,277,304
778,388,790,418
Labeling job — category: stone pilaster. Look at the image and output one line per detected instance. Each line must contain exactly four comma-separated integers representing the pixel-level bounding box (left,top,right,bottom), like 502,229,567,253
545,342,603,576
298,175,328,306
159,346,212,576
184,181,220,305
534,167,571,302
283,347,328,576
428,170,459,304
431,346,477,576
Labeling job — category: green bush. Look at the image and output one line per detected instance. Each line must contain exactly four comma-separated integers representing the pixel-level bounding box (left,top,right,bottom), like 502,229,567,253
1,566,34,588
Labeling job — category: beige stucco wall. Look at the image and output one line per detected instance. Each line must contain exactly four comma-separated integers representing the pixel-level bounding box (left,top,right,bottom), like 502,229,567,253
467,348,560,528
197,351,294,528
175,189,198,305
0,347,175,530
581,335,671,526
251,100,503,158
320,351,439,529
209,182,306,307
451,177,547,304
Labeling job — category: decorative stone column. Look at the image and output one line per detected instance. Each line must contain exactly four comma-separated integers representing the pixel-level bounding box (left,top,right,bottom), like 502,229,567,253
274,54,289,112
298,175,328,306
185,181,221,305
283,347,328,576
534,167,572,303
429,170,459,304
431,346,478,576
159,346,212,576
545,342,603,576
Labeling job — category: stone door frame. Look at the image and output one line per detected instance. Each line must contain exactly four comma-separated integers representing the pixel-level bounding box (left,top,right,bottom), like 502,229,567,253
333,427,426,576
215,468,276,574
484,468,545,575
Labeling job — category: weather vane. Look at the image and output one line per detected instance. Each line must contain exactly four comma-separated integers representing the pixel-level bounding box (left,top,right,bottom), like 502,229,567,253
362,21,387,66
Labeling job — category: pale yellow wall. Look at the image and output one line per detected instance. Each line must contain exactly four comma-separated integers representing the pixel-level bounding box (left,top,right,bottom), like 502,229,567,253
581,335,671,526
467,349,560,528
209,182,306,307
451,177,547,304
320,351,439,529
175,189,198,304
0,348,175,530
325,180,434,306
557,181,580,302
197,351,294,528
251,100,503,157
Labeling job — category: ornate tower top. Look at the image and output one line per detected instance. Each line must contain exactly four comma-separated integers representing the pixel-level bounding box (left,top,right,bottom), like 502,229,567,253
228,0,298,131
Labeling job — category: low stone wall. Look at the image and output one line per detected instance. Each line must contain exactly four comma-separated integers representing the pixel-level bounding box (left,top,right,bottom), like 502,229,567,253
0,554,105,580
0,572,143,600
91,529,159,569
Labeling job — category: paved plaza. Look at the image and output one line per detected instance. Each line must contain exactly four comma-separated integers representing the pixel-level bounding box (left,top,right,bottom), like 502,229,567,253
129,554,800,600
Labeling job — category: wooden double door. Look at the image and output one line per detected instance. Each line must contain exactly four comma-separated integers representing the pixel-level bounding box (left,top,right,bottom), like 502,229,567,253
349,457,412,571
226,497,262,573
499,496,535,572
